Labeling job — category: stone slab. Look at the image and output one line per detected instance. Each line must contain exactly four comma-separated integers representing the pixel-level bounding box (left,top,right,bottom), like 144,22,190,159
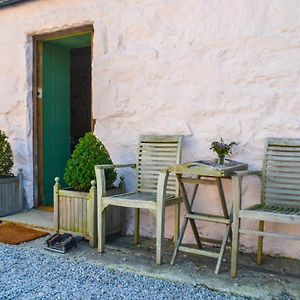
0,209,54,231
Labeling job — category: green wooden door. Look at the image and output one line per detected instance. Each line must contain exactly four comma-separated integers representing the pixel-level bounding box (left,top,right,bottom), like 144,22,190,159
42,42,70,205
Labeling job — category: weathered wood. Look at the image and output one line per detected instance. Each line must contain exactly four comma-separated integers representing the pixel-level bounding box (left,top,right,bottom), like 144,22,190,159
178,246,220,259
54,175,124,248
239,209,300,223
95,135,183,263
176,173,203,249
53,177,60,231
181,177,216,186
96,167,106,252
95,163,136,170
156,171,169,264
215,225,231,274
185,213,230,224
231,175,242,278
88,180,97,247
134,208,140,244
256,220,264,265
239,229,300,240
231,137,300,278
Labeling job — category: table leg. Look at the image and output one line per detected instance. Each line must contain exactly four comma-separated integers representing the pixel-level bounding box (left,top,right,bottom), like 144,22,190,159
216,178,232,241
170,216,188,265
176,174,202,249
215,224,230,274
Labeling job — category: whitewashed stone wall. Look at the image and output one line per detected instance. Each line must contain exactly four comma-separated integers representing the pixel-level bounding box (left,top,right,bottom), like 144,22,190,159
0,0,299,258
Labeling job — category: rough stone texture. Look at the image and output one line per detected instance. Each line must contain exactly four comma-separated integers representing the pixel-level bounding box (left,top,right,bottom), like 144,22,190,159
0,0,299,258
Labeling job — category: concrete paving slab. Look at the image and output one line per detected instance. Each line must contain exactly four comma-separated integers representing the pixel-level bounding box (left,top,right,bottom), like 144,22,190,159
21,235,300,300
0,209,54,230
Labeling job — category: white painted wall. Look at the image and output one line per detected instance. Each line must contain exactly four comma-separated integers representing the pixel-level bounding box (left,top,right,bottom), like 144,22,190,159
0,0,299,258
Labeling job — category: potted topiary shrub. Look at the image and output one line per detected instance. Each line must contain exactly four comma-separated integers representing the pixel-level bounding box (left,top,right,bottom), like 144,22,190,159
54,132,125,247
0,130,24,217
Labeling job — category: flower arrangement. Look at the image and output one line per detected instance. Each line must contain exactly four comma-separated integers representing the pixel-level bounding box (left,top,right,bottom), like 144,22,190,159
210,138,237,165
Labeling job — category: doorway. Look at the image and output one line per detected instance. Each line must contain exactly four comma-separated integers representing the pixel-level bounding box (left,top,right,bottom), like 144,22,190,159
34,30,93,206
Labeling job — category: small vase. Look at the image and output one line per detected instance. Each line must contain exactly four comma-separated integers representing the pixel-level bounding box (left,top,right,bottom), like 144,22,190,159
218,154,225,165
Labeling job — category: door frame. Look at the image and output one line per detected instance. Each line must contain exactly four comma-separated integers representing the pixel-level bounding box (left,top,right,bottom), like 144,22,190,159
32,24,94,207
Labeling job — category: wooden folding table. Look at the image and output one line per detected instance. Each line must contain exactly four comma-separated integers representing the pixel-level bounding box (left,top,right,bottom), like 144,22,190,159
169,159,247,274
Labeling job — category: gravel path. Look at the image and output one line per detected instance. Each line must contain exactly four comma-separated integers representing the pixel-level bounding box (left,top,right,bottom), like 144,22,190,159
0,243,250,300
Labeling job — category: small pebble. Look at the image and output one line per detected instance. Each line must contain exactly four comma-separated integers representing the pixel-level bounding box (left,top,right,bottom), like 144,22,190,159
0,243,250,300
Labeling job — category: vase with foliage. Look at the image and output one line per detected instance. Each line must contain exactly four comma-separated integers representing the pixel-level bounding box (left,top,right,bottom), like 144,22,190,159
210,137,237,165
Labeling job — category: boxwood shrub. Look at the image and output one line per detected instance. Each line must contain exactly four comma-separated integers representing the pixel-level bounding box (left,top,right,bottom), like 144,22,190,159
0,130,13,177
64,132,116,192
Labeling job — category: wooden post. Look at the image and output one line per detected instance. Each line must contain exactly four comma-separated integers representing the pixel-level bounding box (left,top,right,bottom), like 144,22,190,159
53,177,60,232
89,180,97,248
18,168,24,211
156,170,169,264
231,175,242,278
174,203,180,244
95,167,106,253
256,220,264,265
119,176,127,236
134,208,140,244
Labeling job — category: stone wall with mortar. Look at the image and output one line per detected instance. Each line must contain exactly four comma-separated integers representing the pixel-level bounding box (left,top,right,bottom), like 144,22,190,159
0,0,299,258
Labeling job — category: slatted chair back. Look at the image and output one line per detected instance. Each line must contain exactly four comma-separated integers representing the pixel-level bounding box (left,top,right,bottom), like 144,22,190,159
136,135,182,196
262,138,300,208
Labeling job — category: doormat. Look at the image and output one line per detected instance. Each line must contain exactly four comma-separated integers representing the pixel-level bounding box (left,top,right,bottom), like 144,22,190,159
37,206,54,213
0,223,48,245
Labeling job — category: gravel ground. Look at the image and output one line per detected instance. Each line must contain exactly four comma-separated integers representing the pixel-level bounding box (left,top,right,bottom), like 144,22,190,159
0,243,251,300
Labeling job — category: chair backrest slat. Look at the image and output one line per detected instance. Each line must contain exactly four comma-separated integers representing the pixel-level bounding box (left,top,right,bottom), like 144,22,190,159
262,138,300,208
136,135,182,195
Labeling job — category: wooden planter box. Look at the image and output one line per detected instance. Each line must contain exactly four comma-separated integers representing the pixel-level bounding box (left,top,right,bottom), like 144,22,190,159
54,177,125,247
0,169,24,217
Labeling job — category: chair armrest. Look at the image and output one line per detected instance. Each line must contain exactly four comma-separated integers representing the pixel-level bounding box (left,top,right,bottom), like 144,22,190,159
232,170,262,211
95,163,136,170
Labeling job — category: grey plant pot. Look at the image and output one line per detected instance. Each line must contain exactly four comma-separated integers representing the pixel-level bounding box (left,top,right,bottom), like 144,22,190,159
0,168,24,217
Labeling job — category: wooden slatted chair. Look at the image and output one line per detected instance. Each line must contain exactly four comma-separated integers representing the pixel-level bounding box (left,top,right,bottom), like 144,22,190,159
231,138,300,278
95,135,183,264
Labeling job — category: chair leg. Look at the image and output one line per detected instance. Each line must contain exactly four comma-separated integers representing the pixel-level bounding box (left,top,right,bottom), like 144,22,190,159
231,216,240,278
156,199,165,265
134,208,140,244
174,203,180,244
156,170,169,265
98,206,106,253
257,220,264,265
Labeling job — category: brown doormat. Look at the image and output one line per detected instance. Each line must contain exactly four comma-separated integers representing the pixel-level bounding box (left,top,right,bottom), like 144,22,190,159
37,206,54,213
0,223,48,245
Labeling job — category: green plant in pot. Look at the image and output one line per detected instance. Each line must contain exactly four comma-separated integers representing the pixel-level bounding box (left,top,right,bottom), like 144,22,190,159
0,130,13,178
64,132,117,192
0,130,24,217
210,137,237,165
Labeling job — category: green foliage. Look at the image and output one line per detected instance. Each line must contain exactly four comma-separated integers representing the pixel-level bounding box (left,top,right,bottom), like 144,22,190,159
210,137,237,156
64,132,117,192
0,130,14,177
